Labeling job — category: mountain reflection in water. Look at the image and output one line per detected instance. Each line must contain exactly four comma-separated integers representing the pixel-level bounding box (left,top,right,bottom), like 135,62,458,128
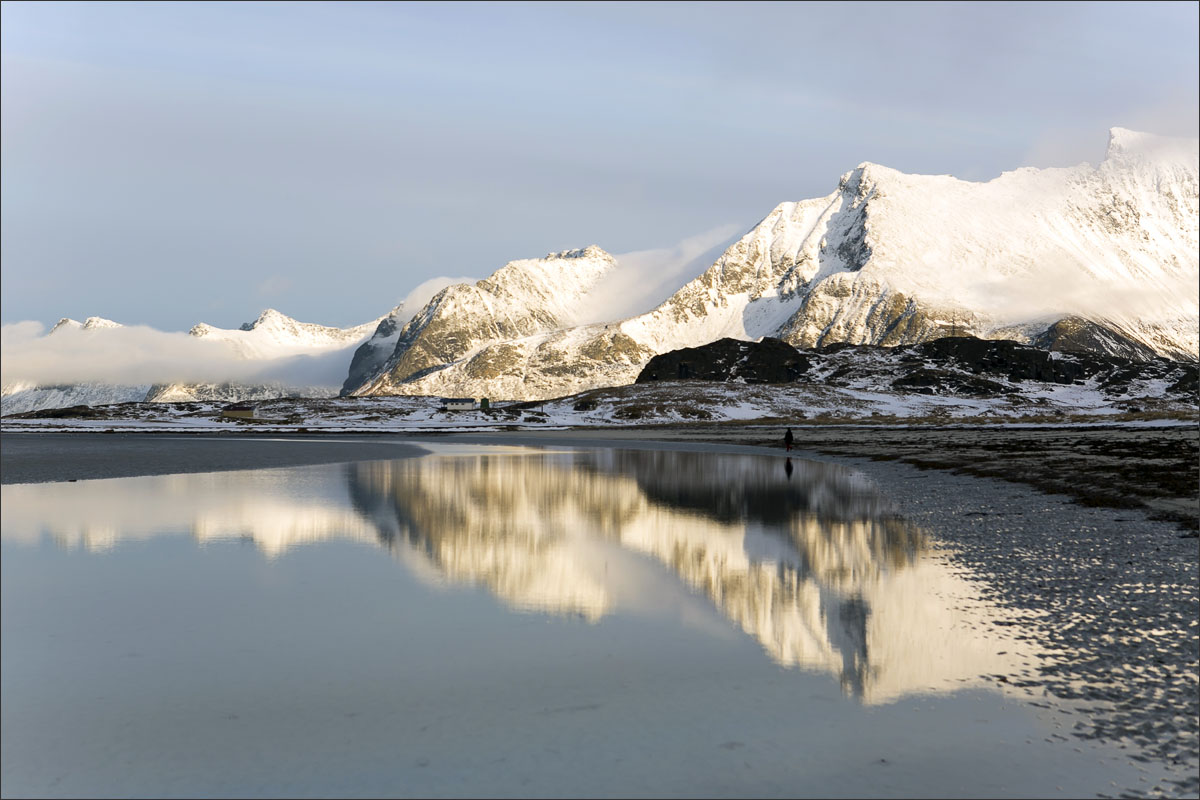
346,449,1021,703
1,447,1030,703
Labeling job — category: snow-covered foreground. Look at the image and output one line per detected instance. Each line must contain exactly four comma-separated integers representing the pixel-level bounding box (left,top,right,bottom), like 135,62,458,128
3,377,1194,433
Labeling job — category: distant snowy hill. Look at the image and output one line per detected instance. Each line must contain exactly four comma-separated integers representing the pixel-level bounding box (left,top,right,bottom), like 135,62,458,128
188,308,380,359
345,128,1198,402
48,316,124,334
2,310,383,414
0,380,153,414
146,308,385,402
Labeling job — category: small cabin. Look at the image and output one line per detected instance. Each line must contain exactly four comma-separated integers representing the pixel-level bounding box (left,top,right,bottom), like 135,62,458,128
221,403,256,420
441,397,476,411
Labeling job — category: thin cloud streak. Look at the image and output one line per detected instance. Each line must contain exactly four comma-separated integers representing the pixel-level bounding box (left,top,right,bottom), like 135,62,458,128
400,276,479,316
577,225,743,325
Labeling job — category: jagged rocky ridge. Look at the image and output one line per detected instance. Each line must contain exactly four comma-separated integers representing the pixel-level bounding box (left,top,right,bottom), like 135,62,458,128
346,128,1198,402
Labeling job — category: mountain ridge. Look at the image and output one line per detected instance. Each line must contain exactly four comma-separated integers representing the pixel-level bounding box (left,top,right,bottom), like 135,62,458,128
344,127,1198,402
6,127,1197,412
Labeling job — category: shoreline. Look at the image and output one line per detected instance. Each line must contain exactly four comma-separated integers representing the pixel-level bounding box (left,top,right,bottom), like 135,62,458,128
0,433,430,485
5,423,1195,532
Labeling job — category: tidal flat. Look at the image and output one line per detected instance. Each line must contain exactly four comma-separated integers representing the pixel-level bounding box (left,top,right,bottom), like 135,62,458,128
1,431,1196,798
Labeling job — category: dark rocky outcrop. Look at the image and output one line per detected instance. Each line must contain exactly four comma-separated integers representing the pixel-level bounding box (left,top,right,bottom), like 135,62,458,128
915,337,1092,384
9,404,106,419
633,333,1198,403
890,368,1011,397
636,338,811,384
1033,316,1160,361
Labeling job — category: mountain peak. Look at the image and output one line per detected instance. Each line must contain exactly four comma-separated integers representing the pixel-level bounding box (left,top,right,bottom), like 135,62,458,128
239,308,293,331
545,244,613,262
838,163,907,197
349,125,1198,400
49,318,81,334
49,317,121,334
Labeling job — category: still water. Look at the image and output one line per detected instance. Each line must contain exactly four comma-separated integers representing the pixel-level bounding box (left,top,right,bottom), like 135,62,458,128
1,445,1143,797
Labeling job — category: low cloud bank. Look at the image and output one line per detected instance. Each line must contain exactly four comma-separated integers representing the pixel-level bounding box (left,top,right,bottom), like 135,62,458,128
956,261,1200,325
0,222,743,391
1,322,359,388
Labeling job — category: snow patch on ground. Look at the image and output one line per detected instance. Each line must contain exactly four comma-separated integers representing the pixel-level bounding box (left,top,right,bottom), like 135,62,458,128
5,379,1193,434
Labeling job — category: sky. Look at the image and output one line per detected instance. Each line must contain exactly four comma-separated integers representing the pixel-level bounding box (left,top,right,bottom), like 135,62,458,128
2,0,1198,334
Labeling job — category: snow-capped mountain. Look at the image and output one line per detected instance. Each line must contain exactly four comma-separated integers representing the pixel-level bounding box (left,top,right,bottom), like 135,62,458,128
189,307,380,359
351,246,631,397
48,316,124,334
775,127,1197,357
344,128,1198,402
7,127,1195,411
2,309,384,414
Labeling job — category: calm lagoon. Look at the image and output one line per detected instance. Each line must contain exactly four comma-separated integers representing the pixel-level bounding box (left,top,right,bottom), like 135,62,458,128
1,444,1147,797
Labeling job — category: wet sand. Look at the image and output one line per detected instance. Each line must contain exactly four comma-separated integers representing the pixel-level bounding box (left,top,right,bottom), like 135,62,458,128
0,430,789,486
0,433,428,485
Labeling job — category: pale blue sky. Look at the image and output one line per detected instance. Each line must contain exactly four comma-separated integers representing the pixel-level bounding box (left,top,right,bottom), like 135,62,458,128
2,1,1197,330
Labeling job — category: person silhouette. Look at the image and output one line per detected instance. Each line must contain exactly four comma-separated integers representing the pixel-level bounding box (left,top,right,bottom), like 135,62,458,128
785,457,794,480
784,428,794,452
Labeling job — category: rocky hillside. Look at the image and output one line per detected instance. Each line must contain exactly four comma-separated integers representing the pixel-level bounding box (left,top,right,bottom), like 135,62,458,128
636,335,1198,403
347,246,650,399
346,128,1198,402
